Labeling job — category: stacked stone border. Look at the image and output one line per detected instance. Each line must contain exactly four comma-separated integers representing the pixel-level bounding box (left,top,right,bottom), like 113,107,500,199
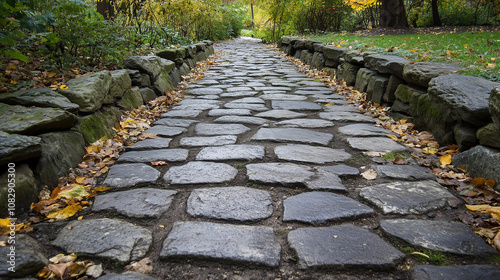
279,36,500,187
0,41,215,217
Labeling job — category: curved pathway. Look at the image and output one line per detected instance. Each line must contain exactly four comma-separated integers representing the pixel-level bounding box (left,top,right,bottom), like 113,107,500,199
49,38,500,279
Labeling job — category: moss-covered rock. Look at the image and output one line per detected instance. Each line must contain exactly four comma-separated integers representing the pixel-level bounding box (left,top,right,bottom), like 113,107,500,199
477,122,500,149
367,75,389,104
0,164,38,217
384,75,405,104
156,48,186,60
490,87,500,128
0,88,79,113
58,71,112,113
403,62,464,88
123,56,163,79
0,103,77,135
341,63,360,86
139,88,157,103
354,68,377,92
153,70,176,95
310,52,325,69
364,54,411,79
35,131,86,186
454,124,478,150
106,70,132,104
78,106,121,143
0,132,41,165
117,87,144,111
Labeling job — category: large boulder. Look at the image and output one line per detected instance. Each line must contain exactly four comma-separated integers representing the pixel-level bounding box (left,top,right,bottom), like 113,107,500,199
354,68,377,92
0,103,77,135
366,74,389,104
153,70,176,95
477,123,500,149
169,68,182,86
78,106,121,143
0,164,38,217
35,131,87,186
453,146,500,191
403,62,464,88
0,88,79,113
0,132,41,165
156,48,186,60
106,69,132,104
428,74,500,127
0,235,48,278
123,56,163,79
158,58,176,73
322,46,349,63
127,69,151,87
339,63,360,86
343,50,365,66
139,88,158,103
310,52,325,69
117,87,144,110
58,71,112,113
384,75,405,103
490,87,500,128
364,54,411,79
178,63,191,77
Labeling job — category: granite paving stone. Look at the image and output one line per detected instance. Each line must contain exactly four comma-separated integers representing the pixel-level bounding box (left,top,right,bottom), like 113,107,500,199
347,137,407,152
304,169,347,191
275,144,351,164
271,100,322,111
246,162,315,186
360,180,457,214
125,138,172,150
319,112,376,123
195,123,250,135
275,118,334,128
52,218,152,262
260,93,307,101
230,97,265,103
338,123,396,137
223,102,268,111
255,110,307,119
319,165,360,176
93,188,177,218
187,186,273,221
214,115,269,125
163,161,238,184
251,128,333,145
103,163,160,188
144,125,186,137
322,105,359,112
381,219,496,255
207,109,252,116
196,145,265,161
283,192,374,224
288,225,405,269
221,91,258,97
117,149,188,163
98,272,158,280
161,109,202,118
154,118,198,127
372,164,436,180
160,221,281,267
179,135,238,147
412,265,500,280
188,88,223,95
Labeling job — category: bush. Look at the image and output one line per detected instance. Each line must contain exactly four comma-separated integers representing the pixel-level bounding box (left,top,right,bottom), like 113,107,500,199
293,0,350,33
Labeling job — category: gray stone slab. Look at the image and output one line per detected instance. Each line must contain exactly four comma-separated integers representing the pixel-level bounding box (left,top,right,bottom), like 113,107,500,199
144,125,186,137
103,163,161,188
125,138,172,150
214,115,269,125
339,124,396,137
221,91,258,97
0,131,41,165
295,89,333,95
412,265,500,280
52,218,152,262
360,180,457,214
160,221,280,267
305,169,347,191
322,105,359,112
254,86,292,92
372,164,436,180
284,192,373,224
117,149,188,163
98,271,158,280
288,225,405,269
161,109,202,118
196,145,265,161
252,128,333,145
347,137,407,152
179,135,238,147
187,186,272,221
154,118,198,127
227,86,253,92
271,100,322,111
246,162,314,186
163,161,238,184
260,93,307,101
275,118,334,128
93,188,177,218
195,123,251,135
275,144,351,164
320,165,360,176
223,102,268,111
0,235,48,278
255,110,306,119
208,108,252,116
381,219,496,255
188,87,223,95
173,102,219,111
319,111,376,123
230,97,265,103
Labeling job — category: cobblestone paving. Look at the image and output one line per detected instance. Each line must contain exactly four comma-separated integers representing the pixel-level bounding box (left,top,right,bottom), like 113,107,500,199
44,38,500,279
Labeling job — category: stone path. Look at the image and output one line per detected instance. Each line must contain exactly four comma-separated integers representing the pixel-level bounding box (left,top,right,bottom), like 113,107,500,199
17,38,500,279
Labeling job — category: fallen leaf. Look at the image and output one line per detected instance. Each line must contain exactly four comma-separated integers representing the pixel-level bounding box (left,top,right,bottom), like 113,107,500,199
58,186,89,199
93,186,111,192
86,264,103,278
472,177,486,187
440,154,452,166
48,263,68,279
494,232,500,251
46,204,82,221
49,253,77,264
361,169,377,180
125,257,153,274
410,252,429,258
151,161,168,166
422,147,438,154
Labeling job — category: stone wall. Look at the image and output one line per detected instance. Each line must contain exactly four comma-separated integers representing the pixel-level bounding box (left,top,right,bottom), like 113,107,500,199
280,36,500,186
0,40,214,217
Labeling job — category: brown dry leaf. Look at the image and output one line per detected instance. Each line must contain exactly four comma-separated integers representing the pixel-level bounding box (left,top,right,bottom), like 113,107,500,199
46,204,82,221
472,177,486,187
474,228,497,240
494,232,500,251
485,180,496,189
86,264,103,278
386,134,400,142
125,257,153,274
422,147,438,154
151,161,168,166
48,263,68,279
361,169,377,180
440,154,452,166
49,253,77,264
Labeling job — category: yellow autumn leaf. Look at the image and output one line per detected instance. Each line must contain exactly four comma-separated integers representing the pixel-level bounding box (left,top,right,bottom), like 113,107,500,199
386,134,399,141
47,72,57,78
93,186,111,192
440,154,452,166
60,84,68,89
46,204,82,221
422,147,438,154
409,49,418,52
58,186,89,199
466,204,490,211
325,102,334,106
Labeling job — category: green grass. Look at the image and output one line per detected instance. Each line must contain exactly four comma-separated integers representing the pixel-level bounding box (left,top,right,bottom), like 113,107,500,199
309,31,500,81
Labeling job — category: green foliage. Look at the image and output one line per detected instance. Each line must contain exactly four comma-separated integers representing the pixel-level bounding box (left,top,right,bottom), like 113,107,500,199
293,0,352,33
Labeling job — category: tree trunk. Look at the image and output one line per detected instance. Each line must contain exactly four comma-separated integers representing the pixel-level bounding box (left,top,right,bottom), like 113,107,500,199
431,0,442,26
97,0,115,20
379,0,409,28
251,3,255,28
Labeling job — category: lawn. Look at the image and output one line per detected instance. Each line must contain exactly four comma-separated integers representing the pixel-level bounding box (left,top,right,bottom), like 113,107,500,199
309,31,500,81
